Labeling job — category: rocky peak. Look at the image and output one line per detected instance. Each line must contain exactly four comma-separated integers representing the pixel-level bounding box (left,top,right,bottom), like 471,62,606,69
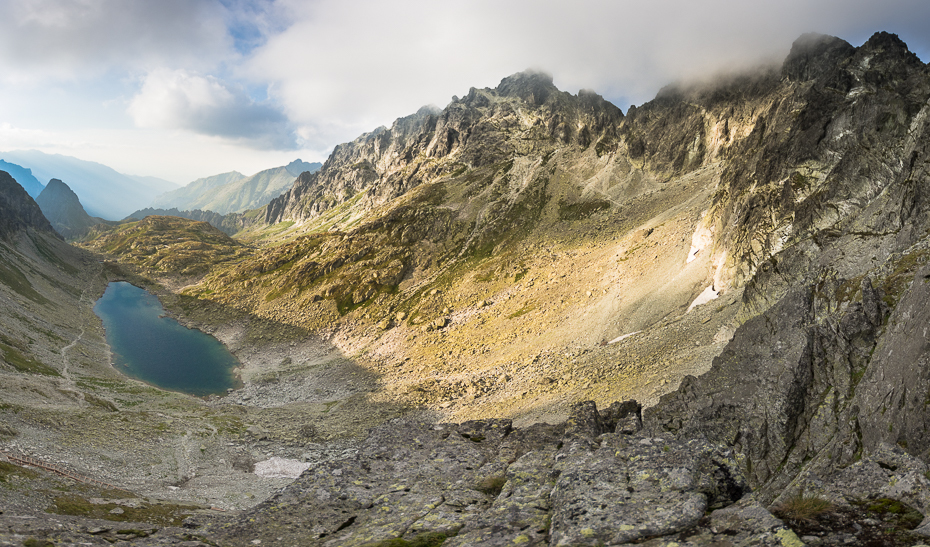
40,178,79,201
264,71,624,225
860,30,921,62
0,170,59,241
35,178,100,240
782,32,855,82
494,70,557,105
853,31,926,88
284,159,322,178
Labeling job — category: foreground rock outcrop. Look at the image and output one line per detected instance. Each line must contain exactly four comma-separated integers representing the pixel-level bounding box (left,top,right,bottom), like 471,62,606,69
0,402,793,546
6,399,929,546
209,401,763,546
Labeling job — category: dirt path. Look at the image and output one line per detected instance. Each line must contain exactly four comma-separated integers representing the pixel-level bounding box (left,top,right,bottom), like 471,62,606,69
59,271,100,384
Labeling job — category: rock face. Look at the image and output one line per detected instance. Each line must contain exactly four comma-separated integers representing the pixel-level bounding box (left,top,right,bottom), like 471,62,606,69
646,252,930,499
0,170,59,241
208,401,804,547
643,31,930,505
707,31,930,302
242,31,930,329
264,71,624,226
35,178,102,240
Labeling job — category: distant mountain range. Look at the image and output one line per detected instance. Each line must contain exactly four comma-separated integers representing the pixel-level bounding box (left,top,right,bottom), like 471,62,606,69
0,159,44,198
151,159,321,215
0,150,178,220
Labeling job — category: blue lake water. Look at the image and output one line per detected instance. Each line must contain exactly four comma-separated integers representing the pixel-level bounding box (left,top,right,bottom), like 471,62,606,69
93,281,241,396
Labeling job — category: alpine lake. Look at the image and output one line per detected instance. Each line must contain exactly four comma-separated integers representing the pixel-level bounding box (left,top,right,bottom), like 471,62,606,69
93,281,242,396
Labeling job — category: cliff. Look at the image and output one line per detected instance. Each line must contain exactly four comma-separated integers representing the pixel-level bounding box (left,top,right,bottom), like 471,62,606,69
0,170,59,241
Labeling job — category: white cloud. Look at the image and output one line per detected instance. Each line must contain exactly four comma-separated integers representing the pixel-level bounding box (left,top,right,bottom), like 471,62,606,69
128,69,299,150
249,0,930,150
0,0,231,81
1,0,929,183
0,123,72,150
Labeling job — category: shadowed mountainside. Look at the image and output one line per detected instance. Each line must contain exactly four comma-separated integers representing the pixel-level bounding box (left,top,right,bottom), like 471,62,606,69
35,178,107,240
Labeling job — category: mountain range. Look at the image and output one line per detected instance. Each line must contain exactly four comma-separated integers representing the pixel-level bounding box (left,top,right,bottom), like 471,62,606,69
0,149,177,220
0,159,44,197
150,159,321,215
1,30,930,546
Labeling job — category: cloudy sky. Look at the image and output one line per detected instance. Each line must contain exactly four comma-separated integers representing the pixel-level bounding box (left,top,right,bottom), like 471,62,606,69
0,0,927,184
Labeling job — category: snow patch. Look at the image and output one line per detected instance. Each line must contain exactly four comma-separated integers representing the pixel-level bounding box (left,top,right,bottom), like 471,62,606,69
687,221,713,263
608,331,641,344
254,457,311,479
687,286,719,313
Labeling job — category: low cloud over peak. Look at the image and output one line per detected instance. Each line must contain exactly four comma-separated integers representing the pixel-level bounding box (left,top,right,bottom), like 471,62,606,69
0,0,928,183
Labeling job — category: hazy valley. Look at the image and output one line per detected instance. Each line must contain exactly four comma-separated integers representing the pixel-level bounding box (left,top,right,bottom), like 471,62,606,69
2,31,930,546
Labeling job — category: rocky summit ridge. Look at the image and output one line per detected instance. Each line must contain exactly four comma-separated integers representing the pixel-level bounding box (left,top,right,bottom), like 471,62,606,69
263,70,623,227
2,31,930,546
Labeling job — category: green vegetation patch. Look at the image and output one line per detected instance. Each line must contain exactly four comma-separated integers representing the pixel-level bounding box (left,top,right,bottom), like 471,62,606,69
0,259,48,304
881,249,930,308
476,475,507,497
48,494,201,526
0,460,39,482
790,171,812,192
558,198,612,221
863,497,924,528
83,392,119,412
0,336,60,376
772,491,834,522
75,377,165,397
833,275,863,305
23,538,55,547
507,302,537,319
